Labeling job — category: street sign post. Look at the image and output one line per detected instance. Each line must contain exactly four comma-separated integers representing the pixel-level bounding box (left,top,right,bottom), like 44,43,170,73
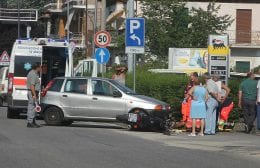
125,18,145,92
95,47,110,79
94,31,111,48
0,50,10,66
95,48,110,64
208,35,230,84
125,18,145,54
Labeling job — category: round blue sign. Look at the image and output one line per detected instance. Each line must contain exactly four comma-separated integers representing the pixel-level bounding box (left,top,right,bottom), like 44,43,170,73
95,48,110,64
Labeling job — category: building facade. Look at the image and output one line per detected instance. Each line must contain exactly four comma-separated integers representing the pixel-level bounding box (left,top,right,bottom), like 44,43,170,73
187,0,260,72
43,0,127,58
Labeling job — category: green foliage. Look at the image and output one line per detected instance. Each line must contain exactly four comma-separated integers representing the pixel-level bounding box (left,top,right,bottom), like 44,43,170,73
189,3,233,48
6,0,50,10
228,77,244,122
141,0,189,60
125,70,243,122
141,0,233,60
126,70,188,120
0,0,48,53
253,65,260,73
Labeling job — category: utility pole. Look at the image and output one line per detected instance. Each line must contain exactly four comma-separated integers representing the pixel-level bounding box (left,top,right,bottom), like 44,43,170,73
67,0,70,41
127,0,135,72
92,0,98,58
85,0,88,58
101,0,106,31
17,0,21,39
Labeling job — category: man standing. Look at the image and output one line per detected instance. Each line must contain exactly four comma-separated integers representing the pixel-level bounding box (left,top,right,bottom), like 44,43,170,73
255,78,260,133
204,73,219,135
238,72,257,133
27,63,41,128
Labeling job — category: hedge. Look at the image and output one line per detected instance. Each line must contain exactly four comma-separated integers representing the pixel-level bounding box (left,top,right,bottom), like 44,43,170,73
124,70,245,122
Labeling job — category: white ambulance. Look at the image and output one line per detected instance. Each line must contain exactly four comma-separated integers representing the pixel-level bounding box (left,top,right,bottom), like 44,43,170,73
7,38,73,118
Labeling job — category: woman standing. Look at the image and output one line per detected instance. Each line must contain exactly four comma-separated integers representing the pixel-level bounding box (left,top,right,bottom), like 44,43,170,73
188,80,208,136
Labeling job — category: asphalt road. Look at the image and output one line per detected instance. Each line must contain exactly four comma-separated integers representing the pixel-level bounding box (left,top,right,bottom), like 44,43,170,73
0,107,260,168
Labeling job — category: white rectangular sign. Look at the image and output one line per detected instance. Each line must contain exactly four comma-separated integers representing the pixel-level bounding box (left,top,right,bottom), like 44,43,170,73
126,47,144,54
15,45,42,57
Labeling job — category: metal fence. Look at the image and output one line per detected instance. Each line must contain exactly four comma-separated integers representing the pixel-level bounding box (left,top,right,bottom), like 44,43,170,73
226,30,260,45
0,8,38,22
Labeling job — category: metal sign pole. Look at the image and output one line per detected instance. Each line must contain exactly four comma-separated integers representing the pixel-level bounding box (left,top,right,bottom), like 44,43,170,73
67,0,70,41
133,54,136,92
17,0,20,39
127,0,135,72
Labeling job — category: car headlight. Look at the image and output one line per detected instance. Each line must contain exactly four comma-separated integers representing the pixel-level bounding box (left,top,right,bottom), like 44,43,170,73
166,105,171,111
154,105,163,111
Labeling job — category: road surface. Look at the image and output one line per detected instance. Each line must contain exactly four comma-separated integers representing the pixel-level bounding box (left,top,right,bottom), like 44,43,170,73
0,107,259,168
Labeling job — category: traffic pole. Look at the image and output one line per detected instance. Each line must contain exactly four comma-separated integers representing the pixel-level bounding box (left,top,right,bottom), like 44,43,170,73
67,0,70,41
127,0,135,73
17,0,20,39
133,54,136,92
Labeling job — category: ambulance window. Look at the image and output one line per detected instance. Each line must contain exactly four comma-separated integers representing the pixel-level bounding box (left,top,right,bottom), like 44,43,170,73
0,68,4,80
14,56,41,77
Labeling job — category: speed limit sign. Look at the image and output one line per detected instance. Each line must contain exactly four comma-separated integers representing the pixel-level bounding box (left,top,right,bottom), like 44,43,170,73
94,31,111,48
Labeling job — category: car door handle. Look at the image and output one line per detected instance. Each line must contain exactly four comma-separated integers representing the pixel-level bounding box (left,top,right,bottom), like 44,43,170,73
92,97,98,100
62,95,68,97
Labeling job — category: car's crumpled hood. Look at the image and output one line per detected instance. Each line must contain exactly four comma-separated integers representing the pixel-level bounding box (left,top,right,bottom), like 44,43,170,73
129,95,168,105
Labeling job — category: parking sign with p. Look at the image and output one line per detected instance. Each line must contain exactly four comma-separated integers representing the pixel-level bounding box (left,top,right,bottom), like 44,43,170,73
125,18,145,54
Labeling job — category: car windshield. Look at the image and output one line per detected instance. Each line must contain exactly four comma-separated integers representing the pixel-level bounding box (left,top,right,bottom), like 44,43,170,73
109,80,137,95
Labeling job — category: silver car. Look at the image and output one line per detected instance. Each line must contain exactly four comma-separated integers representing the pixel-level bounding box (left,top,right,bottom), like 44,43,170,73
41,77,171,129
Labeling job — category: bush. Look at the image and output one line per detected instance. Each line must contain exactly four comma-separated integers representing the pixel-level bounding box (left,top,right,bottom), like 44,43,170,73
126,70,188,121
125,70,244,122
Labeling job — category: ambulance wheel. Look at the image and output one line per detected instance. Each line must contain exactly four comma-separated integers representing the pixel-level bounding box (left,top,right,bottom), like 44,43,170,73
44,106,64,126
7,107,19,119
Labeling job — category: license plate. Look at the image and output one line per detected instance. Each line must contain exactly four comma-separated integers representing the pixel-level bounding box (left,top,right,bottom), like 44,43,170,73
128,113,138,122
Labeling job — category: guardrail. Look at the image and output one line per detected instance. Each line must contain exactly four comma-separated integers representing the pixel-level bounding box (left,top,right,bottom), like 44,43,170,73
0,8,38,22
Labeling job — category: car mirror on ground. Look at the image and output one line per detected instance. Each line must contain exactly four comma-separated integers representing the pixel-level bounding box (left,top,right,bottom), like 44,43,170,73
113,90,122,98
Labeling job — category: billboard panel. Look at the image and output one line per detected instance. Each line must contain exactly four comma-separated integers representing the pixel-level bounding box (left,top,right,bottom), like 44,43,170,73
168,48,208,74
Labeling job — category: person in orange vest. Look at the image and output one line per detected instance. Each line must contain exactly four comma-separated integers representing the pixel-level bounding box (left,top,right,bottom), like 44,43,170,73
181,72,199,129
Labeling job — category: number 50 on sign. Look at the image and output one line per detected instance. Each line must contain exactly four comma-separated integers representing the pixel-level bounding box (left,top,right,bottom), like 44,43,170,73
94,31,111,48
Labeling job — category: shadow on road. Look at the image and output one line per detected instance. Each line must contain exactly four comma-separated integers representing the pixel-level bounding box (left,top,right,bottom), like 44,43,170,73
40,122,126,130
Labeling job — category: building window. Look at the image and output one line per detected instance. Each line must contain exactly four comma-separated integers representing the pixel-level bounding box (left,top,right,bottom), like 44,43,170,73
236,9,252,43
235,61,250,73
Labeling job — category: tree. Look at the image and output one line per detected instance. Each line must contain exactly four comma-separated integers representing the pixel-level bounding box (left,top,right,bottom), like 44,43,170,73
0,0,47,54
188,3,233,48
6,0,50,10
141,0,189,60
141,0,233,60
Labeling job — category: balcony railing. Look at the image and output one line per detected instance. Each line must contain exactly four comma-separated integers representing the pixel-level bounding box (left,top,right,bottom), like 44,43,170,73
226,30,260,46
63,0,86,5
43,3,63,13
71,32,85,48
0,8,38,21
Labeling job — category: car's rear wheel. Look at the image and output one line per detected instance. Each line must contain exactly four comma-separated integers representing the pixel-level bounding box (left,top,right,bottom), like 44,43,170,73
44,106,64,126
7,107,19,119
0,98,3,107
62,120,73,126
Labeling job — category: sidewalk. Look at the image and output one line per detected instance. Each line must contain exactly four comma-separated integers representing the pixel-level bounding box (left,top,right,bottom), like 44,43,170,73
115,130,260,158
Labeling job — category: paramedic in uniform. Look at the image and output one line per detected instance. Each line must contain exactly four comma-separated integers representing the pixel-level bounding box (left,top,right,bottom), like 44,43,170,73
26,63,41,128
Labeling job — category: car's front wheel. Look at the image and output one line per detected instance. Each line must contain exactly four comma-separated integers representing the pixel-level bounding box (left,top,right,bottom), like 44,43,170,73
44,106,64,126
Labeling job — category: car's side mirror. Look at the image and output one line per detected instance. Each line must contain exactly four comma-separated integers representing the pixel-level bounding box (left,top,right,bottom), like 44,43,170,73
113,90,122,97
